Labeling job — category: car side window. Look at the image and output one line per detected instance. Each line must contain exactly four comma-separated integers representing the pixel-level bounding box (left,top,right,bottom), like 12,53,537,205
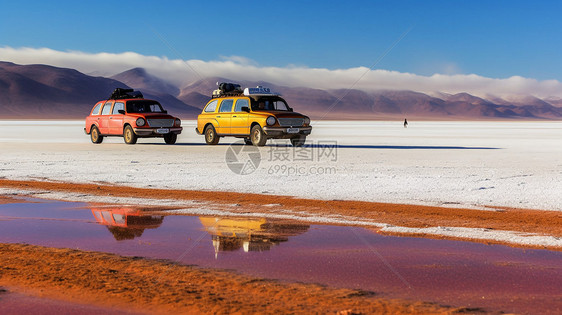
91,103,102,115
219,99,234,113
204,100,218,112
112,102,125,115
101,102,113,115
234,99,249,112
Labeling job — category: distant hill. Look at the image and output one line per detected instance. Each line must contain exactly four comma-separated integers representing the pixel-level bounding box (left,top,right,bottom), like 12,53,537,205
179,76,562,119
1,62,561,120
111,67,179,96
0,61,128,118
0,62,199,119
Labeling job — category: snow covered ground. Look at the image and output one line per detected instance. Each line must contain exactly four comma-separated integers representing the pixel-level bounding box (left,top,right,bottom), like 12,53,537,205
1,120,561,211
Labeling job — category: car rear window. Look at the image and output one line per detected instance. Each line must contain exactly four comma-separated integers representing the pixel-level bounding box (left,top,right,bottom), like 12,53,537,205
204,100,218,112
91,103,102,115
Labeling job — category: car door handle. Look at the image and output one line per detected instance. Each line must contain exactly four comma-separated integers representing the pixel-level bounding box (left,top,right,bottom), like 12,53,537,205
216,115,221,118
109,117,113,119
232,115,237,117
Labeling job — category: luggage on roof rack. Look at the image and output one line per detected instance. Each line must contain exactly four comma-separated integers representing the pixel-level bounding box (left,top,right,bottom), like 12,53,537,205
109,88,144,100
219,82,242,93
212,82,243,98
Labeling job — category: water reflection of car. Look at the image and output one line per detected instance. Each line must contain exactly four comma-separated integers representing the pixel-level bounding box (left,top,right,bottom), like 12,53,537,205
199,217,309,257
92,207,164,241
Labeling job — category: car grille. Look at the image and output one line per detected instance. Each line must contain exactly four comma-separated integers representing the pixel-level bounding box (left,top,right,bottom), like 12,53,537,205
278,118,304,127
147,119,174,127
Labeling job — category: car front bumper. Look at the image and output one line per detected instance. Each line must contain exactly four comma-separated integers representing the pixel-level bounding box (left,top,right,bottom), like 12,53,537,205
263,126,312,137
133,127,183,136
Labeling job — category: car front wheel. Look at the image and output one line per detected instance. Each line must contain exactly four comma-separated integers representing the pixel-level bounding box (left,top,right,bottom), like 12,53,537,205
164,133,177,144
251,125,267,146
123,125,137,144
90,126,103,144
205,125,220,145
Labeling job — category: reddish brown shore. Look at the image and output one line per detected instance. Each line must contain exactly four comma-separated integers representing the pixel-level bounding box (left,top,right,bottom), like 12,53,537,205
0,243,473,314
1,179,561,250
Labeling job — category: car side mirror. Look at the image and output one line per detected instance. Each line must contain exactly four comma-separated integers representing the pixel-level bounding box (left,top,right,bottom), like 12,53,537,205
118,109,126,115
162,110,168,114
241,106,250,112
288,107,294,112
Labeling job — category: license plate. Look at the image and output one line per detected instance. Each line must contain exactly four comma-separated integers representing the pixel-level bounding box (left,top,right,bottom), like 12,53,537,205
156,128,170,134
287,128,300,134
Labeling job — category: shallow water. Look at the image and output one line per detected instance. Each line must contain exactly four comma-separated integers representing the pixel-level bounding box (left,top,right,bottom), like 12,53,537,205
0,289,137,315
0,197,561,314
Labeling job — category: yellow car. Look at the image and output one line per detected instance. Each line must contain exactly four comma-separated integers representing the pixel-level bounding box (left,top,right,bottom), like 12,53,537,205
196,84,312,146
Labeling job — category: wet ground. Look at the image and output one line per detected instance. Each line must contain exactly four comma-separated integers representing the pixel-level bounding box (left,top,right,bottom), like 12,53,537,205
0,197,561,314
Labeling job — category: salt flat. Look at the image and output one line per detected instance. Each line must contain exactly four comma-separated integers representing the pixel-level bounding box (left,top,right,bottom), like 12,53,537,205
0,120,560,211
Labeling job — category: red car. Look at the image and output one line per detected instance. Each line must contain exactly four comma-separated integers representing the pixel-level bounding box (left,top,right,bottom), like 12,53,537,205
84,88,182,144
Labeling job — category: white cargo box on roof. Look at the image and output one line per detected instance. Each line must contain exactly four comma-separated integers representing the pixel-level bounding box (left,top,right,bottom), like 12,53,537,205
243,86,280,96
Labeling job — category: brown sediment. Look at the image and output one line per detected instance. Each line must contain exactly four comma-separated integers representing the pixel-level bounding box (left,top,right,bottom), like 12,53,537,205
1,178,561,247
0,243,468,314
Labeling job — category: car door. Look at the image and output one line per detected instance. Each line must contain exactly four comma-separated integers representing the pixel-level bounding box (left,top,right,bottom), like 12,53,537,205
216,99,234,134
98,101,114,134
109,102,125,135
231,98,250,135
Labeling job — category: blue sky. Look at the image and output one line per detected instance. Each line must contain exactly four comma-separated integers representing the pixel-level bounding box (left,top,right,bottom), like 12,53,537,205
1,0,561,81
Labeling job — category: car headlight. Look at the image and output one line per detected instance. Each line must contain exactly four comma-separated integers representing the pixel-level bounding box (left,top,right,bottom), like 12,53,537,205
174,118,181,127
303,117,310,125
136,118,146,127
266,116,276,126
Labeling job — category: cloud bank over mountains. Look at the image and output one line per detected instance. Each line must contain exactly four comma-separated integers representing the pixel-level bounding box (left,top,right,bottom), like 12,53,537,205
1,46,561,98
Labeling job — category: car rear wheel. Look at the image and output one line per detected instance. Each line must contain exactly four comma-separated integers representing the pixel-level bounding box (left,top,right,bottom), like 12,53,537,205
251,125,267,146
124,125,137,144
290,135,306,147
205,125,220,145
90,126,103,144
164,133,177,144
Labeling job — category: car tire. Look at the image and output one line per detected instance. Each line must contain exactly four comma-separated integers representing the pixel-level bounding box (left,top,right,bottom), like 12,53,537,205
290,135,306,147
164,133,177,144
205,125,220,145
90,126,103,144
244,138,253,145
251,125,267,146
123,125,137,144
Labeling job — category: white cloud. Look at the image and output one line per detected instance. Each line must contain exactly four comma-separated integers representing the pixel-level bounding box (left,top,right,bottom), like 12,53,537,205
1,46,562,98
218,55,259,66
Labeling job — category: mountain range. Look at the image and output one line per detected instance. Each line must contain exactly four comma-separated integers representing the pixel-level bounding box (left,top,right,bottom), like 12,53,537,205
1,61,561,120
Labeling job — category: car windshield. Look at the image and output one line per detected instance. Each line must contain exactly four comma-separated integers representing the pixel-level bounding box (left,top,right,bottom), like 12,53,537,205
126,101,164,113
251,97,290,111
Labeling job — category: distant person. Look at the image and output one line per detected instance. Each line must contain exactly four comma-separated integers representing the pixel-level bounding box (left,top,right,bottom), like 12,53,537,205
404,118,408,128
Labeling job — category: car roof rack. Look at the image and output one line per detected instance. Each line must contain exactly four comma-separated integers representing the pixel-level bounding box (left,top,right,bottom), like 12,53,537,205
109,88,144,100
211,83,282,98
